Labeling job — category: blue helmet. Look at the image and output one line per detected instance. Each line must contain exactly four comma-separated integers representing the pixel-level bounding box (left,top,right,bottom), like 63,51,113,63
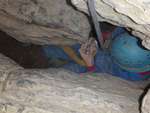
110,33,150,72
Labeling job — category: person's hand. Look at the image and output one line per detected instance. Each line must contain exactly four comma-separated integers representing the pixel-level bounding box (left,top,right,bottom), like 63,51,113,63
79,38,97,67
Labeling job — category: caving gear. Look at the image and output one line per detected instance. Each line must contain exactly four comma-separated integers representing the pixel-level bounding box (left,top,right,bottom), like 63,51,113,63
111,32,150,73
87,0,104,49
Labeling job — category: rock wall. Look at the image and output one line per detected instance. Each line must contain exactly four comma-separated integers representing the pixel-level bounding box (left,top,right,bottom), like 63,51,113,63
71,0,150,49
142,89,150,113
0,53,148,113
0,0,91,45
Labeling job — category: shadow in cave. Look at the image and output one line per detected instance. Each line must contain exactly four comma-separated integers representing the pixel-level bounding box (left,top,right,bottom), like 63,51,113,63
139,83,150,113
0,31,50,68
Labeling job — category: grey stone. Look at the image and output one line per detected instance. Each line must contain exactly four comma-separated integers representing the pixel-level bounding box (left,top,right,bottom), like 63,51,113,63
0,0,91,45
142,88,150,113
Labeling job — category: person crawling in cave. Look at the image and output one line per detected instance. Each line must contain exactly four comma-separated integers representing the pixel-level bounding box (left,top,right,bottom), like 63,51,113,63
1,25,150,81
42,27,150,81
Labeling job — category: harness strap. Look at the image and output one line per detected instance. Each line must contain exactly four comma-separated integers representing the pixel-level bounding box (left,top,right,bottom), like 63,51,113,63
61,46,86,66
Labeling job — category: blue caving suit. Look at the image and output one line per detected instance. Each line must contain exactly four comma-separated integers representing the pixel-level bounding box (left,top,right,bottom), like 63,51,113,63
42,27,150,81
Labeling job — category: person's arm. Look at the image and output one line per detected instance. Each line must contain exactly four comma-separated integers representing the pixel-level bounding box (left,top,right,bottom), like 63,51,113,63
62,38,97,73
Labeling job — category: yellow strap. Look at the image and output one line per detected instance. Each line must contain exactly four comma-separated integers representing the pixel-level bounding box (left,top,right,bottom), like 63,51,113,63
61,46,86,66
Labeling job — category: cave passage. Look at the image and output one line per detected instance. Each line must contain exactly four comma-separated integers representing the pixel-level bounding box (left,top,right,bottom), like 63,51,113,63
0,31,50,68
0,22,115,69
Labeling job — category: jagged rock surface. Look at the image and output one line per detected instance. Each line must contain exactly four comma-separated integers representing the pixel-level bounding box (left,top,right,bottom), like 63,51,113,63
71,0,150,49
0,53,149,113
0,0,91,45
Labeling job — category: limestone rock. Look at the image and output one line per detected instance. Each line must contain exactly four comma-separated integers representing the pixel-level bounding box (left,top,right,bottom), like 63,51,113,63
142,88,150,113
0,53,149,113
0,0,91,45
71,0,150,49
